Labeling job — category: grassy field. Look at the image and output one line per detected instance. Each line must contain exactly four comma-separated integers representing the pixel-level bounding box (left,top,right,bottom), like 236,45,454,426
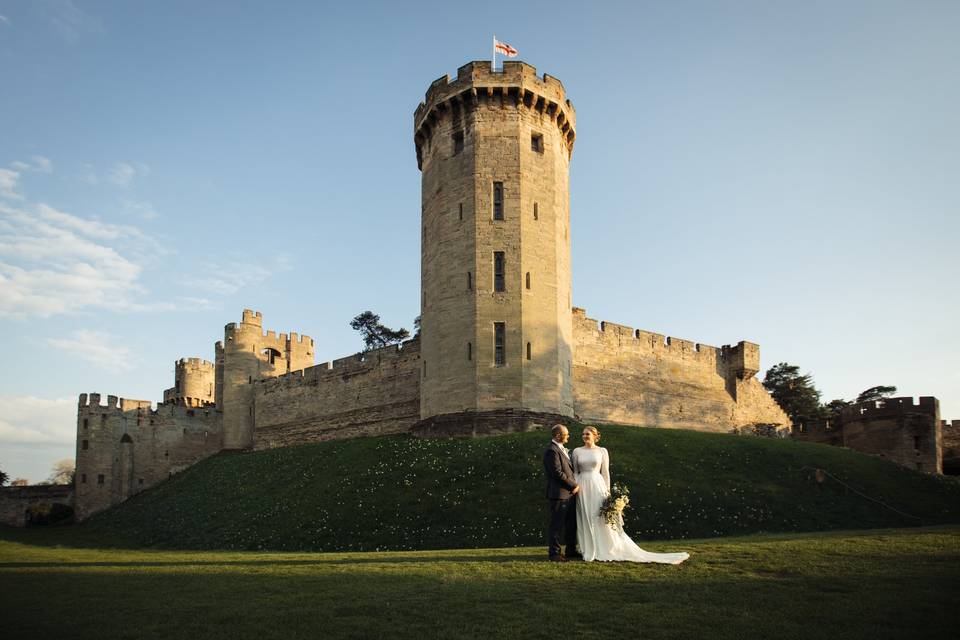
2,525,958,639
51,424,960,551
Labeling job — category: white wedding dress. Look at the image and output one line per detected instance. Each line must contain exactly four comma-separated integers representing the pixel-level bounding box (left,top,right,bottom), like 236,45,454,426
572,446,689,564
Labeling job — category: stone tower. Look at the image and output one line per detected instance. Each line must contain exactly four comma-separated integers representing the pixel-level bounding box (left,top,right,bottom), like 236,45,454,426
414,61,577,430
219,309,314,449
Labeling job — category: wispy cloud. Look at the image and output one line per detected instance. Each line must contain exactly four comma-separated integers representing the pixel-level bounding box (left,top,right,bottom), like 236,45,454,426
0,200,172,317
45,0,104,44
121,199,159,220
107,162,136,187
0,169,23,200
46,329,136,372
181,255,293,295
31,156,54,174
0,396,76,446
0,15,10,26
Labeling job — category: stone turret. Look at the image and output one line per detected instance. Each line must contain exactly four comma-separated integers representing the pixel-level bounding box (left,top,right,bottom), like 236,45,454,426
414,61,576,431
220,309,314,449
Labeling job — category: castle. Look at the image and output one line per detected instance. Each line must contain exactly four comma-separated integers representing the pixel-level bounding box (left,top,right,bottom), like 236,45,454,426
71,61,796,521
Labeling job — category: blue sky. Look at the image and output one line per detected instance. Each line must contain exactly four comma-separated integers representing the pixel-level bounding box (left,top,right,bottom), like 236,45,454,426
1,0,957,482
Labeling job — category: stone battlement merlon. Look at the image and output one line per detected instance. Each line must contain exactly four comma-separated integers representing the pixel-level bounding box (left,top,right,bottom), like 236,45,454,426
841,396,939,421
176,357,215,369
257,339,421,392
414,60,576,169
77,392,220,420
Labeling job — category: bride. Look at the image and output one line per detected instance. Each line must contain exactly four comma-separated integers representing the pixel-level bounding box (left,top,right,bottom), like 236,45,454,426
571,426,690,564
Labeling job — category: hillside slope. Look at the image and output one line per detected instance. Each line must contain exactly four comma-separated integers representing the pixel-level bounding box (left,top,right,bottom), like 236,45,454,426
76,425,960,551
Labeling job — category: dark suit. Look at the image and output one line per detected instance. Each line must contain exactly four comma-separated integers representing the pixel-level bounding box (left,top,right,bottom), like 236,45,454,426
543,441,578,558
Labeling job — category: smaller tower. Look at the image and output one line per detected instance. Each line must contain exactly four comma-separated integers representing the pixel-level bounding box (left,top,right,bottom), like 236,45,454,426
220,309,315,449
163,358,216,407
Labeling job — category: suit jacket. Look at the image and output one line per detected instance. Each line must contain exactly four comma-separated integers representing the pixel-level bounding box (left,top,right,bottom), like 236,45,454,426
543,442,578,500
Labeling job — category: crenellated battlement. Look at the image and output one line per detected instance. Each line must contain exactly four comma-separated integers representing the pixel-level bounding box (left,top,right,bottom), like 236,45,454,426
414,60,576,168
258,339,420,391
77,392,219,420
176,357,214,369
841,396,939,421
571,307,758,365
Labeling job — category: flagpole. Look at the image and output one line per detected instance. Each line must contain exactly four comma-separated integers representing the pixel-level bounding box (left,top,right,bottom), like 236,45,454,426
492,35,496,71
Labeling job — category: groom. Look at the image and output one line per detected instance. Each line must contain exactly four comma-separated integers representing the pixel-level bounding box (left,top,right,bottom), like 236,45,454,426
543,424,580,561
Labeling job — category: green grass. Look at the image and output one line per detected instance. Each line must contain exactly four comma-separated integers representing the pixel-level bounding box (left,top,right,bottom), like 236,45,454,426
1,526,958,639
15,424,960,552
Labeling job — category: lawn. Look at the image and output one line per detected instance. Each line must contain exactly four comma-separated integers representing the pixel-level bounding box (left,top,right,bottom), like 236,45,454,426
3,525,958,639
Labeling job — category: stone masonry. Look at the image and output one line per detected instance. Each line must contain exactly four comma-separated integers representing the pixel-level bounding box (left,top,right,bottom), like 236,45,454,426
70,61,805,522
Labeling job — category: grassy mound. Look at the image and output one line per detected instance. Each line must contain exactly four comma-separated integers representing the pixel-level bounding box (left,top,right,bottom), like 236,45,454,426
49,425,960,551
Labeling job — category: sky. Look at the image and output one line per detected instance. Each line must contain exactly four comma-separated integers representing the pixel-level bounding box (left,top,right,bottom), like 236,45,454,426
1,0,957,483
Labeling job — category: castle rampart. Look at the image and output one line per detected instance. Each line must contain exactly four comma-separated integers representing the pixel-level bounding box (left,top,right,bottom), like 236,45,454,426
74,392,221,521
254,339,421,449
942,420,960,475
570,308,788,431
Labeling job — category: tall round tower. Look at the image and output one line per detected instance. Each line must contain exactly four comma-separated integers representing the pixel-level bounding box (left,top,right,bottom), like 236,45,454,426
414,61,576,431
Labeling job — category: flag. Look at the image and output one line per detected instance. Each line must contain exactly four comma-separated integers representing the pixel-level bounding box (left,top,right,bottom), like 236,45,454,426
494,39,518,58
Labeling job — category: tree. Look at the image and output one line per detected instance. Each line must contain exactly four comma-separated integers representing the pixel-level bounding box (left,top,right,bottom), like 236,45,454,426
10,478,29,487
0,467,7,486
413,315,421,338
823,398,852,420
350,311,410,351
47,459,75,485
762,362,824,425
855,385,897,404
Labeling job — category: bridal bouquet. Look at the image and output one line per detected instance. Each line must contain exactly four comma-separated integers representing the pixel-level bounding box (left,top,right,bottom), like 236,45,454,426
599,483,630,531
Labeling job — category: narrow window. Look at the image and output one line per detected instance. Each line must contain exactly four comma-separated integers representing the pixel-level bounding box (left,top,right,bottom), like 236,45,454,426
81,474,87,484
424,361,427,378
527,342,532,360
82,440,89,450
493,182,504,220
249,406,253,416
467,271,472,291
494,252,505,292
459,202,463,221
139,478,144,486
467,342,472,361
83,418,88,429
97,474,104,485
452,131,464,155
533,202,539,220
531,133,544,153
914,436,921,450
525,272,531,290
494,323,506,366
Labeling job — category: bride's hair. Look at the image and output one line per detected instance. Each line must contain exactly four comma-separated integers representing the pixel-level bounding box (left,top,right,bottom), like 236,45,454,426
584,426,601,442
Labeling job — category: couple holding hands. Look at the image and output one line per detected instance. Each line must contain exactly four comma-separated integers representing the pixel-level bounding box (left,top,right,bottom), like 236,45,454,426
543,424,689,564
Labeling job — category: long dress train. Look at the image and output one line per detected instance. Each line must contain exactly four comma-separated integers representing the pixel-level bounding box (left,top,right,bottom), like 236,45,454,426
572,446,689,564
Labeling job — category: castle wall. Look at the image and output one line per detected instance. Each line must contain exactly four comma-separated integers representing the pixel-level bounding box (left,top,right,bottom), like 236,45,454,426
74,393,222,521
839,397,941,474
942,420,960,475
570,308,789,432
253,339,421,449
0,485,73,527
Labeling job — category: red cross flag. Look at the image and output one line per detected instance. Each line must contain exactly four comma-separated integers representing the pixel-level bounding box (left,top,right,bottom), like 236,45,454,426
494,38,519,57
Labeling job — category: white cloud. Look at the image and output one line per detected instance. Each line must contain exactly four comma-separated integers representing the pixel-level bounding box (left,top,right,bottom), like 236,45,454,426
46,329,136,372
0,169,23,200
107,162,136,187
182,255,293,295
0,396,76,446
0,15,9,26
47,0,104,44
31,156,54,174
10,161,30,171
0,200,171,317
121,199,159,220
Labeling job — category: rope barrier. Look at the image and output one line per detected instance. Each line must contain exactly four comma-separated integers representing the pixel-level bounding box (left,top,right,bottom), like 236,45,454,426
800,466,923,524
